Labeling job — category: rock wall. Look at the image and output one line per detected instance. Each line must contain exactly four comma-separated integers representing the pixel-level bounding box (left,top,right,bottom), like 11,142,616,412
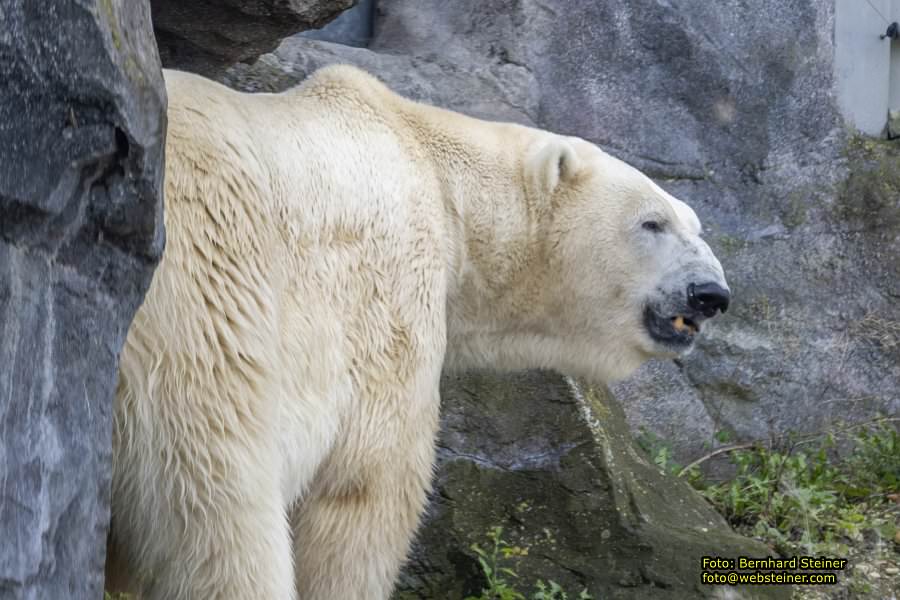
151,0,357,75
0,1,165,598
225,0,899,462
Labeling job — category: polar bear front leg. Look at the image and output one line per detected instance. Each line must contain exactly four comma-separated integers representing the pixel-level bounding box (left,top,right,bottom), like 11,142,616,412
290,388,439,600
290,452,434,599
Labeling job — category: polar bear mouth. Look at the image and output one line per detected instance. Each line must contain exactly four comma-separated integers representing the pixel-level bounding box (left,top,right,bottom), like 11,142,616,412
642,306,703,348
671,315,699,335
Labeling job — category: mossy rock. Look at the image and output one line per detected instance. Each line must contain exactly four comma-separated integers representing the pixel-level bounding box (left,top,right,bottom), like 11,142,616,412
394,371,790,599
833,137,900,231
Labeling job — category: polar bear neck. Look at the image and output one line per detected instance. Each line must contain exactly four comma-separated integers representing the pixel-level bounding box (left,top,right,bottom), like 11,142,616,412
394,105,551,361
396,102,636,382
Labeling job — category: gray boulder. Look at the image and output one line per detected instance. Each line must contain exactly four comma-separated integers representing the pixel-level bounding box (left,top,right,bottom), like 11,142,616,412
394,373,788,600
151,0,357,76
0,1,165,598
300,0,376,48
369,0,839,180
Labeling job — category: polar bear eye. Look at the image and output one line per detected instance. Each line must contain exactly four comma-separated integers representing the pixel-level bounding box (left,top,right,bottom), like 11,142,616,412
642,220,664,233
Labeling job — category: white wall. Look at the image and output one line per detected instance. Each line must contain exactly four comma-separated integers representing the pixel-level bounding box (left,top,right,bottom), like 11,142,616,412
890,3,900,110
835,0,899,135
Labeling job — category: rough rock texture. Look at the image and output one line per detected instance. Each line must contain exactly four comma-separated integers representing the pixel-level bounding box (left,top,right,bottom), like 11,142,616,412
151,0,356,76
300,0,375,48
393,373,788,600
225,0,899,463
0,1,165,598
222,36,539,126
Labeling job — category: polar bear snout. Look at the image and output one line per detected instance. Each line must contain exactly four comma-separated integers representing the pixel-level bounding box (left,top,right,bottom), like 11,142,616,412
641,276,730,353
687,281,730,317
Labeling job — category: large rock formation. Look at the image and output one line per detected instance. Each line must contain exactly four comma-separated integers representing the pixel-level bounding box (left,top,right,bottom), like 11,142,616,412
225,0,899,463
151,0,357,75
0,1,165,597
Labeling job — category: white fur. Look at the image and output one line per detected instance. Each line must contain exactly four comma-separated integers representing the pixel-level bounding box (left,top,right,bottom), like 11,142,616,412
107,65,727,599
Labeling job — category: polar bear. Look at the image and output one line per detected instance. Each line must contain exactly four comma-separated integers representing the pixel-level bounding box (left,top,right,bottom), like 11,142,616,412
107,65,730,600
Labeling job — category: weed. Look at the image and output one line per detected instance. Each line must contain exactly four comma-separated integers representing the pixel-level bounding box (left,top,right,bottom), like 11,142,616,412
655,420,900,556
851,313,900,351
465,527,592,600
636,427,704,486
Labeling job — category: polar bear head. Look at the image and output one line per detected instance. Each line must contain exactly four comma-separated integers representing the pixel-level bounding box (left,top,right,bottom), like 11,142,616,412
515,136,731,381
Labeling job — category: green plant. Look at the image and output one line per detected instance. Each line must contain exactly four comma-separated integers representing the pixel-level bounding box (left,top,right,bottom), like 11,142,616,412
465,527,592,600
532,580,593,600
636,427,703,485
684,420,899,555
465,526,528,600
846,422,899,492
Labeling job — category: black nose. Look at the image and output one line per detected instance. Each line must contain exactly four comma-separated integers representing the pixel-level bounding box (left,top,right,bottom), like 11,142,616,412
687,282,730,316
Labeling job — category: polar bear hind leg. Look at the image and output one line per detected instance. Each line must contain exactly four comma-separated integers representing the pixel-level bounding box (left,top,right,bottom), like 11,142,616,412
112,352,297,600
110,146,298,599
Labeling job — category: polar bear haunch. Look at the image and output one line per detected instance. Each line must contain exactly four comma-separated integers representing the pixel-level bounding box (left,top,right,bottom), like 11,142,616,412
108,65,730,599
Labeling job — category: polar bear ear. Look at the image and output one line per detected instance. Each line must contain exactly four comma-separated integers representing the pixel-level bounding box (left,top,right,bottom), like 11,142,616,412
527,139,582,196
